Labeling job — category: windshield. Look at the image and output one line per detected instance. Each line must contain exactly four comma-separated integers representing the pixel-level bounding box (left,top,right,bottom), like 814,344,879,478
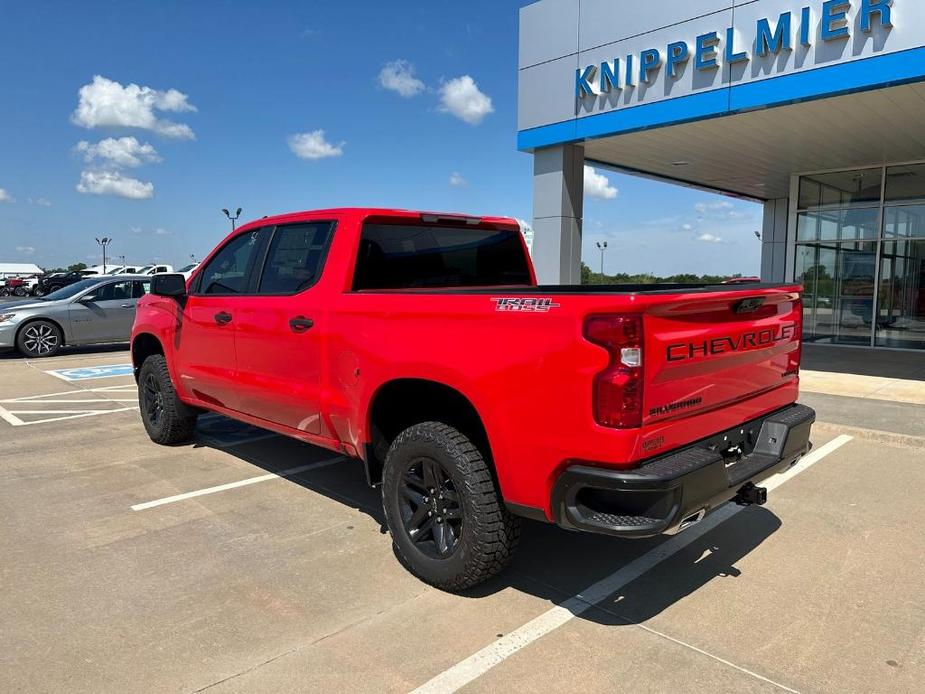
177,264,198,272
41,278,101,301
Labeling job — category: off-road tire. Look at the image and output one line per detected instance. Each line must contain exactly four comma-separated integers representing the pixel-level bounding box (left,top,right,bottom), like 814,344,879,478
382,421,520,591
16,320,63,358
138,354,198,445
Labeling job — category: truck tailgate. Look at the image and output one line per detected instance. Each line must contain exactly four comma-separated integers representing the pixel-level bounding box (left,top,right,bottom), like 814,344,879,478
642,287,802,426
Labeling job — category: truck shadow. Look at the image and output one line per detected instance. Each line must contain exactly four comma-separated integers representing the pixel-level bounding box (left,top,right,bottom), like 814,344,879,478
194,416,781,627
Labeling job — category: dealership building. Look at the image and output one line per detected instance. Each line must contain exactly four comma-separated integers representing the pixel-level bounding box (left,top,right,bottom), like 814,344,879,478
519,0,925,351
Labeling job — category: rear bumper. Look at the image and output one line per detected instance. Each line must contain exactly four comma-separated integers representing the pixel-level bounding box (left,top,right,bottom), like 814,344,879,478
550,404,815,538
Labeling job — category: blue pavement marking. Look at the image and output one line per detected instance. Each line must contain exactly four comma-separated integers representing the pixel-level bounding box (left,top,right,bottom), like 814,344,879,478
45,364,135,382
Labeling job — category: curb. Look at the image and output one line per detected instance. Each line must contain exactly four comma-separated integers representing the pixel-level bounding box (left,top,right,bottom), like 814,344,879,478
814,421,925,450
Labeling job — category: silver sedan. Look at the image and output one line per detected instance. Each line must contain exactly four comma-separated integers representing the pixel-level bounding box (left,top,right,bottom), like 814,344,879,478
0,275,151,358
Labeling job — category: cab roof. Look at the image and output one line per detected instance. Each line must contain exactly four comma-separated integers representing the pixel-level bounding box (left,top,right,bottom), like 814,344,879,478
236,208,520,231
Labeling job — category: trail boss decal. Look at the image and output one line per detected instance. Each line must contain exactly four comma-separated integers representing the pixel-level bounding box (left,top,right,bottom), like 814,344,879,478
492,298,561,312
666,323,798,362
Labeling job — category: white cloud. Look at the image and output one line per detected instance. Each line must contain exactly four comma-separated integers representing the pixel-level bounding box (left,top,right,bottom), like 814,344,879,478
76,170,154,199
694,200,733,214
449,171,467,187
0,188,14,203
154,227,171,235
584,166,618,201
696,233,724,243
681,223,693,231
76,137,161,168
438,75,494,125
28,197,52,207
72,75,196,139
378,60,425,98
694,199,752,221
16,246,35,255
288,130,344,160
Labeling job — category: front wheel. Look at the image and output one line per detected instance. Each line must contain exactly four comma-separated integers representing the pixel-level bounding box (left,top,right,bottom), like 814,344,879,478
138,354,198,444
17,320,62,358
382,422,520,592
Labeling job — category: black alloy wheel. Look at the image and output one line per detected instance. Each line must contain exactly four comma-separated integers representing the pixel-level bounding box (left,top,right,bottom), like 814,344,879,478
137,354,198,445
400,457,463,558
142,371,165,429
382,421,521,591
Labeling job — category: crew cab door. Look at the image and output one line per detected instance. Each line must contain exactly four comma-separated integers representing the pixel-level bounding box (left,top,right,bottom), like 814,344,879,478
174,227,270,411
232,221,336,435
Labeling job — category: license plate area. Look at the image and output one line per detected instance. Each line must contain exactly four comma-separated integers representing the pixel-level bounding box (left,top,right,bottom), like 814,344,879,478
702,422,762,468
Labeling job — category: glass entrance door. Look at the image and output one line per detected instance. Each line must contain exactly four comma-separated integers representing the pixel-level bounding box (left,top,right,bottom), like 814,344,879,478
795,164,925,350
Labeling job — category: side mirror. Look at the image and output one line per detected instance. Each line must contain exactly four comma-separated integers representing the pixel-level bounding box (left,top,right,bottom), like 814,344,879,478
151,273,188,298
79,294,98,303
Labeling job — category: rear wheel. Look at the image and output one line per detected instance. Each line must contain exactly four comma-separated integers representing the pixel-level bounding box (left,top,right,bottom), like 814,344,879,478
17,320,62,358
138,354,198,444
382,422,520,591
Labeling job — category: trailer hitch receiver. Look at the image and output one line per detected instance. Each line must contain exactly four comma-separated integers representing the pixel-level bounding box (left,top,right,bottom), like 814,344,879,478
735,482,767,506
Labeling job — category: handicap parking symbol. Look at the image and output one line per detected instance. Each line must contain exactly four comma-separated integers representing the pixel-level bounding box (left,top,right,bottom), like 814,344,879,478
46,364,135,382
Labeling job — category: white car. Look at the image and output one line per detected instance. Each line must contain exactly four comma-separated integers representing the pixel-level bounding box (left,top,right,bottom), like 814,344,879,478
136,264,174,276
177,262,200,280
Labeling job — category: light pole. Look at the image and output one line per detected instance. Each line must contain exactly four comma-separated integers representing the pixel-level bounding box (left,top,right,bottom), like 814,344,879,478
222,207,242,231
596,241,608,277
95,237,112,273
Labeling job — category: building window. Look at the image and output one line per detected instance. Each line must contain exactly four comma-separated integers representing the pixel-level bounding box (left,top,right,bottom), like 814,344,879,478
795,165,925,350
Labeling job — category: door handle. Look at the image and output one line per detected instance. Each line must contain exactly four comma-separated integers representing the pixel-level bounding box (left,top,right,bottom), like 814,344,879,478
214,311,233,325
289,316,314,333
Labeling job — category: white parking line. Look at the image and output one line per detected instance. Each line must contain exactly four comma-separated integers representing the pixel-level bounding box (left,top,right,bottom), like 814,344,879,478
131,457,345,511
0,384,140,426
411,435,853,694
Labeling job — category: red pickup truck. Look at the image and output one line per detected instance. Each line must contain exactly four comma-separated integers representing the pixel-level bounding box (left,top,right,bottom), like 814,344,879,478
131,208,814,590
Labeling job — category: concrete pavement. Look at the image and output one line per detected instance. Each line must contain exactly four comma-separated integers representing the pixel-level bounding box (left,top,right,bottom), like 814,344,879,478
0,348,922,693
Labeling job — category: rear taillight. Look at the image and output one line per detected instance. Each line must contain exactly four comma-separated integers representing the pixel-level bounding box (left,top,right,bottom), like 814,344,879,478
788,297,804,375
583,314,644,428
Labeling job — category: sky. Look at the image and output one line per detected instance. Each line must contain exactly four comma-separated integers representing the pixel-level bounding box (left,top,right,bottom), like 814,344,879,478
0,0,763,276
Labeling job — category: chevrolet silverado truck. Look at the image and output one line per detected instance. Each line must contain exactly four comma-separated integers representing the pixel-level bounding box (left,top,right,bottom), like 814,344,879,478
131,208,815,590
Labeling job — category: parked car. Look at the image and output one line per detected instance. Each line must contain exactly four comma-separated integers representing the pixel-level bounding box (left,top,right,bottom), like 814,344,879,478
136,264,174,276
0,275,150,357
35,271,97,295
0,277,29,297
177,262,200,280
131,208,814,591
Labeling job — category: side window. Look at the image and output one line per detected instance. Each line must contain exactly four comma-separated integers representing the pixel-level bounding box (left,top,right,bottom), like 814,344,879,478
258,222,335,294
196,228,267,295
92,281,133,302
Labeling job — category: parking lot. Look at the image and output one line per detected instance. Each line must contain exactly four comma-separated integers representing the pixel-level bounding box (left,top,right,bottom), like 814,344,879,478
1,344,922,693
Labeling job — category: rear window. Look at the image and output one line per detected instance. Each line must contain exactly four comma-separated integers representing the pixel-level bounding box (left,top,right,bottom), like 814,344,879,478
353,223,531,290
